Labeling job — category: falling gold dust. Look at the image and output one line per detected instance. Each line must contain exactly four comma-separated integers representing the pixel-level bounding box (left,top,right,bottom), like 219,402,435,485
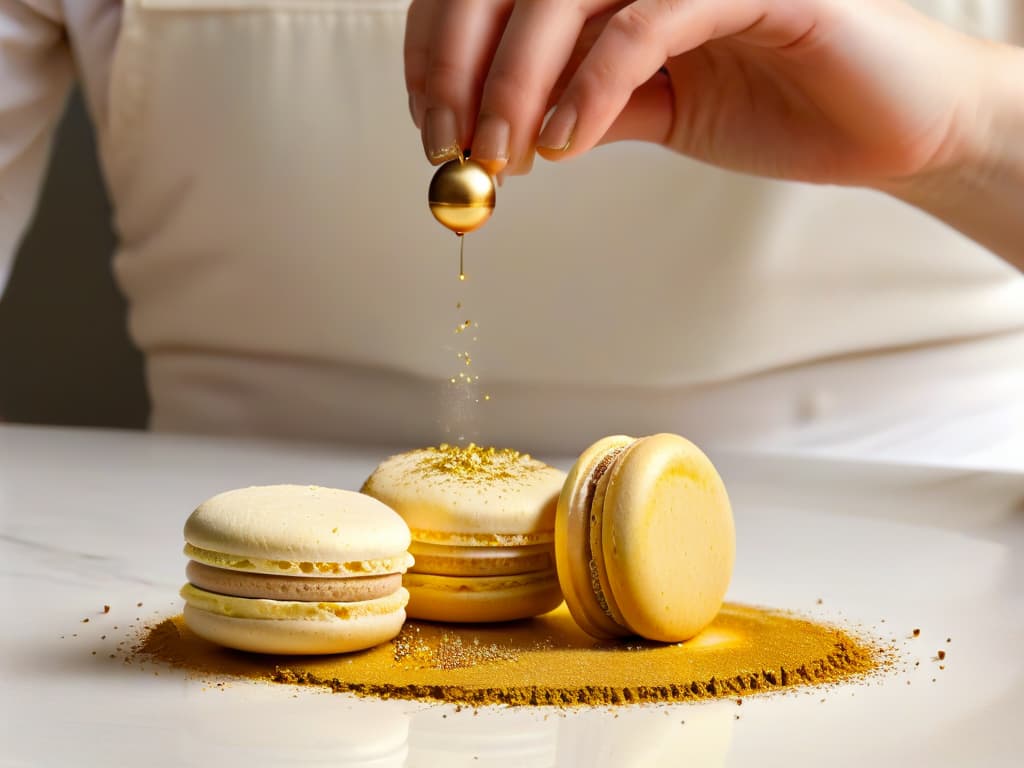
134,603,885,707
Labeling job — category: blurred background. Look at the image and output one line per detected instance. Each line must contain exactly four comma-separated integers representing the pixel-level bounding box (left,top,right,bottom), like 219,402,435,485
0,88,148,430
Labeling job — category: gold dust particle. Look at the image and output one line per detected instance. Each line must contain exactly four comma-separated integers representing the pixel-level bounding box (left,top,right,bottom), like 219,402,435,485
103,605,110,614
413,443,539,483
937,650,946,661
135,603,884,707
912,628,920,637
393,626,523,670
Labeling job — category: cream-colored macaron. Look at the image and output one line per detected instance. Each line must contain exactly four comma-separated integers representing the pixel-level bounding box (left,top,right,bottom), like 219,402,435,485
362,444,566,622
181,484,412,654
556,434,735,642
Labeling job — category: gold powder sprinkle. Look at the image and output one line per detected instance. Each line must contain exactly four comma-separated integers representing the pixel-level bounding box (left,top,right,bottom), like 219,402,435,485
135,603,884,707
412,443,540,483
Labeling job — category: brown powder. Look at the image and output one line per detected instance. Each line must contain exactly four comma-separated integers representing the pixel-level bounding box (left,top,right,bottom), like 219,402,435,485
135,603,883,706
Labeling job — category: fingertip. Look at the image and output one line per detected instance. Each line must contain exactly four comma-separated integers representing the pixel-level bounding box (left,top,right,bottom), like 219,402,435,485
476,157,508,177
537,104,577,154
535,145,569,163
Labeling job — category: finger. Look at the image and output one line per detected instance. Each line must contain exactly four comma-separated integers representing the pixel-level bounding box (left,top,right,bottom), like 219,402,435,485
474,0,602,175
596,70,674,146
419,0,513,165
538,0,771,160
546,6,622,109
404,0,438,129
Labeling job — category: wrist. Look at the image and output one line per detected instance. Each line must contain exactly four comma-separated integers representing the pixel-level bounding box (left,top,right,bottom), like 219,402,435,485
878,40,1024,267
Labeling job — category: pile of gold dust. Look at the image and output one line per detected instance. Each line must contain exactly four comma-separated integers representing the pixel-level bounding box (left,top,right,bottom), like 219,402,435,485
408,443,541,485
136,603,884,707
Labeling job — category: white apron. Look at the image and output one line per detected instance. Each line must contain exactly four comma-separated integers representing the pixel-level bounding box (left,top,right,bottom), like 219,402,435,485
99,0,1024,462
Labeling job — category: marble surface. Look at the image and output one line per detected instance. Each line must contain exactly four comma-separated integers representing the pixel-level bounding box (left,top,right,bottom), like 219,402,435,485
1,424,1022,767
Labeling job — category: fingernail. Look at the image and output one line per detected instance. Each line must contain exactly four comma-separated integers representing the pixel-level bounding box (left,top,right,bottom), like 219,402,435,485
409,93,422,128
471,113,510,175
424,107,461,164
537,104,577,153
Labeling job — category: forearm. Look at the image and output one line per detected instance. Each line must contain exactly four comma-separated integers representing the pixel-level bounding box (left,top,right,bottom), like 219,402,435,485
0,0,73,292
882,40,1024,271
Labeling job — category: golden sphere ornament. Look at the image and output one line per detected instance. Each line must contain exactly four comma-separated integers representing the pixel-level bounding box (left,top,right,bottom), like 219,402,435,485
428,158,496,235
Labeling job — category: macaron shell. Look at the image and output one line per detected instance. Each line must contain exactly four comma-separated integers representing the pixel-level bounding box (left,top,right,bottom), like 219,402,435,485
181,585,409,654
602,434,735,642
362,449,565,539
555,435,635,640
183,544,413,578
403,571,563,623
183,605,407,655
408,541,554,577
184,485,411,565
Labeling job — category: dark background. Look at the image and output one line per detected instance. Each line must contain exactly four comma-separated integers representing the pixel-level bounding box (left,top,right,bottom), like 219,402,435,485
0,88,148,429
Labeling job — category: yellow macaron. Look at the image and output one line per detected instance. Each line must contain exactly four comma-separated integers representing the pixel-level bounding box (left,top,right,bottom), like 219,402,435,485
362,443,566,622
556,434,735,642
181,484,413,654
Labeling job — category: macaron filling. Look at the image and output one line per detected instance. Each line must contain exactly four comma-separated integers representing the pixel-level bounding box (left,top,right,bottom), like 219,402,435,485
185,561,403,602
406,529,554,548
407,541,554,577
181,583,410,621
583,443,634,630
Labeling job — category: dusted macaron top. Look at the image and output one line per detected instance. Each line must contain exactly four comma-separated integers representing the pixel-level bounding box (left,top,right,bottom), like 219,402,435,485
184,484,412,576
362,444,566,545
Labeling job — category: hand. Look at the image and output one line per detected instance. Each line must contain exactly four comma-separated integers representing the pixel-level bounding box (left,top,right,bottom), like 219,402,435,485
404,0,985,189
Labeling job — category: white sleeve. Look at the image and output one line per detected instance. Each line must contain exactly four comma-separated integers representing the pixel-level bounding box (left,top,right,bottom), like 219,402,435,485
0,0,73,294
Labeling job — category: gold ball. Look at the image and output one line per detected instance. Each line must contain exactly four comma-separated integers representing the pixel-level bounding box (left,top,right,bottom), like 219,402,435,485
428,158,496,235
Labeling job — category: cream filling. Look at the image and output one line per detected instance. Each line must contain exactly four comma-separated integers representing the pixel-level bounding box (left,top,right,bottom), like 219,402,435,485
183,543,414,577
585,445,631,628
180,583,409,621
408,541,554,576
403,569,558,593
409,529,553,547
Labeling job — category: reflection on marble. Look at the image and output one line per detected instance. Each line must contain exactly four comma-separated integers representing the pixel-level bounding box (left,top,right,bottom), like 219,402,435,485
407,707,557,767
181,694,409,767
556,704,734,767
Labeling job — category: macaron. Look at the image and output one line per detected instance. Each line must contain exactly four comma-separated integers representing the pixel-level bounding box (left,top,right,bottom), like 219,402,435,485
556,434,735,643
361,444,566,622
181,484,412,654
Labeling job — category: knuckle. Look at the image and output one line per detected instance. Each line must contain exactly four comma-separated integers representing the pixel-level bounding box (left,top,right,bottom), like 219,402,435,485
425,57,466,101
483,63,536,113
575,58,619,104
609,4,658,46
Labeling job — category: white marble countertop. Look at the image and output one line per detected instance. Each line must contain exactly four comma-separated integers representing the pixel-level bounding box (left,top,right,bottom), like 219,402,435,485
2,424,1022,767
